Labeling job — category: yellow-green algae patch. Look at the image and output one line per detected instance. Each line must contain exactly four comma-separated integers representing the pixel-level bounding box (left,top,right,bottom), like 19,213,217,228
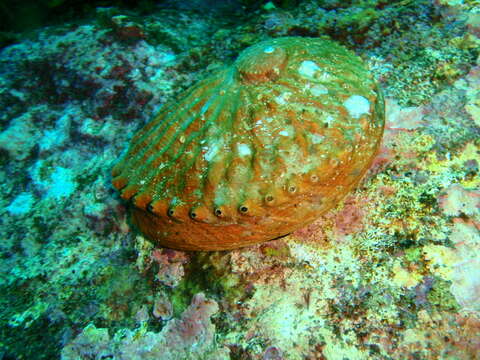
221,240,381,359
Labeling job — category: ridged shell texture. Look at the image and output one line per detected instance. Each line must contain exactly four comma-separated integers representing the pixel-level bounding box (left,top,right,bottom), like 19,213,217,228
112,37,385,250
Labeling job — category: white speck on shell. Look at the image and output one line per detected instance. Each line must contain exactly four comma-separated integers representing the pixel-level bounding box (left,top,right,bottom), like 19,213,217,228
298,60,320,78
344,95,370,119
204,142,221,162
237,143,252,157
274,92,291,105
264,46,275,54
309,133,325,144
310,84,328,96
278,126,294,137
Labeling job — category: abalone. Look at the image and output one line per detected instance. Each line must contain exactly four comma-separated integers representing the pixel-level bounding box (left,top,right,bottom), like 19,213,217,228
112,37,385,251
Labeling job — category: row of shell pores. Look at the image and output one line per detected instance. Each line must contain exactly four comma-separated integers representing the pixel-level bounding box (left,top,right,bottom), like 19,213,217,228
111,37,384,228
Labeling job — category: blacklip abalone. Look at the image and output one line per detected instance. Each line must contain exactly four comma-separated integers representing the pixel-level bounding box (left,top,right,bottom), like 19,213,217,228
112,37,385,251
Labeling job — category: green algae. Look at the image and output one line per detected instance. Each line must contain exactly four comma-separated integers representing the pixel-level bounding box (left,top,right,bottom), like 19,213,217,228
261,242,292,259
319,3,381,33
191,253,244,304
427,278,461,312
405,246,424,264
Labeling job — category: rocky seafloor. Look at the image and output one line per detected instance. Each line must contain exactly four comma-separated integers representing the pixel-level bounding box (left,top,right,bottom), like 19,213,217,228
0,0,479,359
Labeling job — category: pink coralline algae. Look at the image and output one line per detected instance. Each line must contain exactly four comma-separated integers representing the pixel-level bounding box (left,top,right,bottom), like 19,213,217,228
61,293,229,360
152,294,173,321
439,184,480,217
151,248,188,287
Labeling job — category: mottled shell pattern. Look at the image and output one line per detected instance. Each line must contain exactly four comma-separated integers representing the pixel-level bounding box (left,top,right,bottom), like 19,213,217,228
112,37,385,251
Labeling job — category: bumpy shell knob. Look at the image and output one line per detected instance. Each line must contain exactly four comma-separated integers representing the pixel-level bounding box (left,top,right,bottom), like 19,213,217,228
112,37,385,251
236,44,287,83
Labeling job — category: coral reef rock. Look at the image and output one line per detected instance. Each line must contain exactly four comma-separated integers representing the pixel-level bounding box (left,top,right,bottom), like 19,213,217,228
112,37,385,250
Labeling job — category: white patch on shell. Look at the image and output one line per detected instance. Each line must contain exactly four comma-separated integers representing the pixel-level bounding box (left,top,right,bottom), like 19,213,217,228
199,98,213,116
325,115,335,125
344,95,370,119
278,125,294,137
264,46,275,54
278,144,315,176
309,133,325,144
214,186,228,206
237,143,252,157
323,115,335,126
298,60,320,78
274,92,291,105
310,84,328,96
204,141,222,162
6,192,35,216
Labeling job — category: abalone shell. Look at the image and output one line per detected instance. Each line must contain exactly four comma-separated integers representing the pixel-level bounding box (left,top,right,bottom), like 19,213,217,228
112,37,385,251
